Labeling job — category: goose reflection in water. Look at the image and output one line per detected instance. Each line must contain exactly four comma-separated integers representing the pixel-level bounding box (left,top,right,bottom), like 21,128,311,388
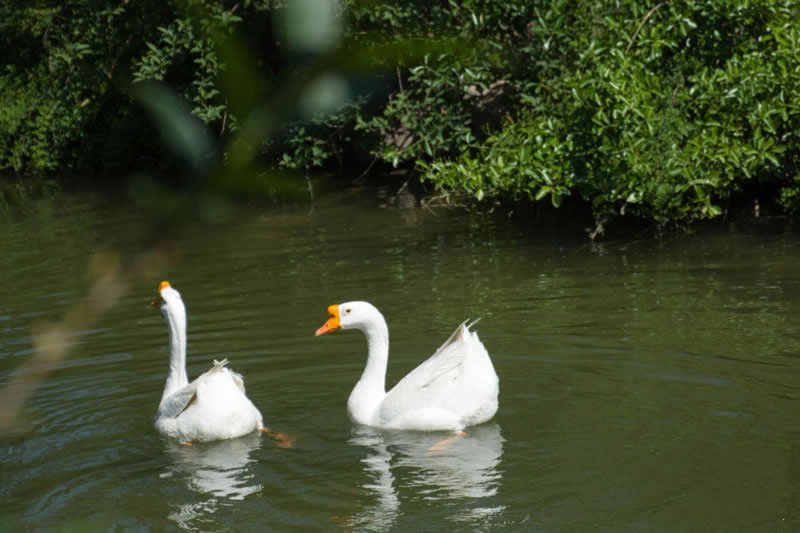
160,433,262,528
347,423,505,531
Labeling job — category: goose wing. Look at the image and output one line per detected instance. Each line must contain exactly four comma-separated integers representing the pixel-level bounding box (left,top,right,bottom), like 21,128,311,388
157,359,244,419
157,380,200,420
379,321,482,421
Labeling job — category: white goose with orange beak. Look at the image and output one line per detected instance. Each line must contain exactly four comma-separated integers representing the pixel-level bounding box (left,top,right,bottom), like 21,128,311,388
153,281,264,443
316,302,499,431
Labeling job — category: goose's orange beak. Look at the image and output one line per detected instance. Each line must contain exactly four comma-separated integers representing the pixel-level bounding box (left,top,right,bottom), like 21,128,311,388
151,280,171,308
315,304,341,336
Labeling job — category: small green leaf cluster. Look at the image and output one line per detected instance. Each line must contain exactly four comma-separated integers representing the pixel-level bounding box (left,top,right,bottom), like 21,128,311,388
356,54,490,168
132,6,239,129
277,111,355,172
419,112,574,208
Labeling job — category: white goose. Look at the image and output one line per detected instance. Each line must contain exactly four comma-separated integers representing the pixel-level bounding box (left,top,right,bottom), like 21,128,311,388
153,281,264,443
315,301,499,431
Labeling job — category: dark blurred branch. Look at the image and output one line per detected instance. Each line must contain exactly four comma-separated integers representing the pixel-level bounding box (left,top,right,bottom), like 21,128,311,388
0,245,176,436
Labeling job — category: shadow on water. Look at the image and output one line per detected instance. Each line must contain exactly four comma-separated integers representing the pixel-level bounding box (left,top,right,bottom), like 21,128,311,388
346,423,505,532
161,433,263,528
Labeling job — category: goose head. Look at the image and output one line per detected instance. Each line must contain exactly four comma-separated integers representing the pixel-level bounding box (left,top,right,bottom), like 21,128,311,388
315,301,381,336
152,280,186,325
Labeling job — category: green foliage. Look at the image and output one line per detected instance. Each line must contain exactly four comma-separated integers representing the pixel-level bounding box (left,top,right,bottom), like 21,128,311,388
0,1,251,175
419,112,575,207
346,1,526,168
2,0,800,227
0,2,160,174
277,100,364,172
355,54,489,167
418,1,800,224
132,5,241,129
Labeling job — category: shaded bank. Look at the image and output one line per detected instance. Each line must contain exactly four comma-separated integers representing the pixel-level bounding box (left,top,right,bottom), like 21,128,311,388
1,171,792,244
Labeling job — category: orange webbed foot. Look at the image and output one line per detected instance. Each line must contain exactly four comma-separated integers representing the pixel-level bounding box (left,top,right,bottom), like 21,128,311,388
270,431,296,449
260,427,295,448
428,430,466,453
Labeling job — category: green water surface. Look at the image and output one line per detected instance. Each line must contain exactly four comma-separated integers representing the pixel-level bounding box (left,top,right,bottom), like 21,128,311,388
1,185,799,531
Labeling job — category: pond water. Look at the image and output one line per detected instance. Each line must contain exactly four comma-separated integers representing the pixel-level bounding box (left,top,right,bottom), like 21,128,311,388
1,183,800,531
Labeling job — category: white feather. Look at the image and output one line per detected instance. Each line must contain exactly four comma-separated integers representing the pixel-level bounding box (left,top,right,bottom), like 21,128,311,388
154,285,263,442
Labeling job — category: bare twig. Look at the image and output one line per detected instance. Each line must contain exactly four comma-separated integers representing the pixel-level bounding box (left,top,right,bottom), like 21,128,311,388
220,110,228,136
353,156,379,183
396,65,404,93
306,174,315,215
421,192,458,210
626,3,666,53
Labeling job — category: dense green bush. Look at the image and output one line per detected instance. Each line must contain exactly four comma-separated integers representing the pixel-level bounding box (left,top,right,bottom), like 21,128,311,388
417,1,800,224
0,2,169,173
0,1,265,176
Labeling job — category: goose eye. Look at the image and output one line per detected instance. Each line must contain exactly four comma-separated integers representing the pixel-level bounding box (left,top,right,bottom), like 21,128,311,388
345,308,351,314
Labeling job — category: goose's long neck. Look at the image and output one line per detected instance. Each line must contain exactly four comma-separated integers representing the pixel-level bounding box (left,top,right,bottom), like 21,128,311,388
349,313,389,424
160,304,188,405
362,320,389,392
